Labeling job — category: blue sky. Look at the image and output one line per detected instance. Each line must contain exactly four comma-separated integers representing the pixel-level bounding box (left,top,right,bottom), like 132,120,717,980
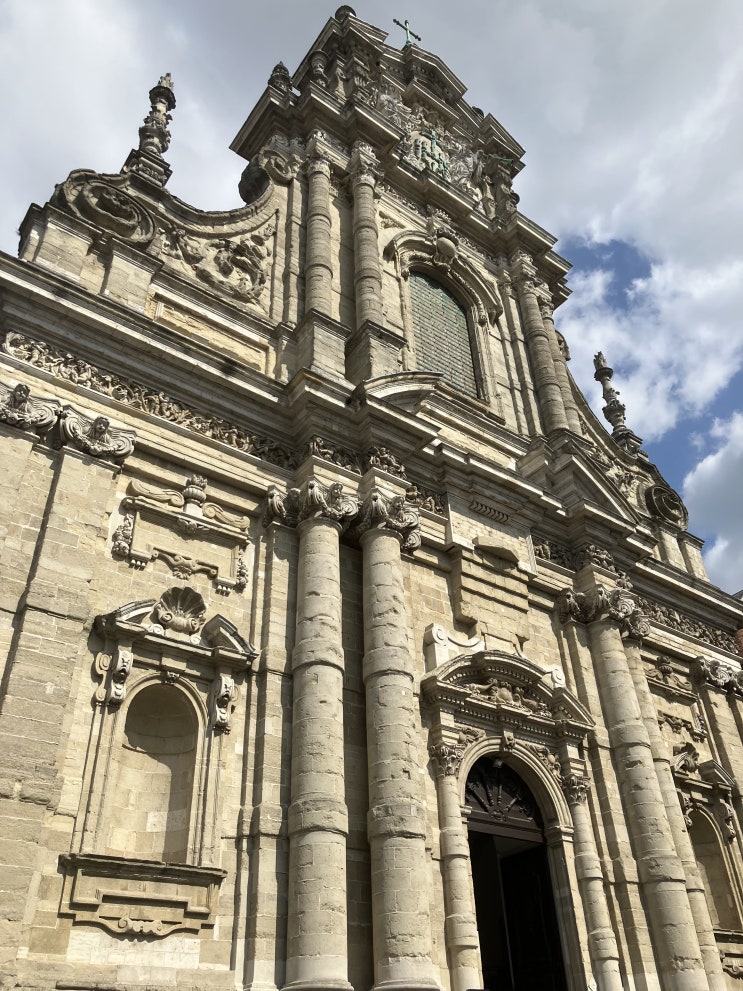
0,0,741,592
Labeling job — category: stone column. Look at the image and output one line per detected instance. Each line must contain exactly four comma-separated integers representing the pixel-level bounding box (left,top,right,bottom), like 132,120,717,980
511,254,569,434
428,742,481,991
562,584,709,991
560,773,623,991
540,300,582,433
350,143,383,328
357,490,439,991
282,479,357,991
304,150,333,317
624,641,726,991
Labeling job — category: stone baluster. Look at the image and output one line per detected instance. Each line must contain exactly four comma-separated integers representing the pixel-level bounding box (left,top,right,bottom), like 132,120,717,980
356,490,439,991
350,142,383,328
624,640,726,991
561,584,710,991
429,741,481,991
282,478,358,991
304,148,334,317
559,772,623,991
511,253,569,434
540,300,582,433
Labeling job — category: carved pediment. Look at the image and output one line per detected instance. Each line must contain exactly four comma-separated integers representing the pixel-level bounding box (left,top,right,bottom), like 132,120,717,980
421,650,593,744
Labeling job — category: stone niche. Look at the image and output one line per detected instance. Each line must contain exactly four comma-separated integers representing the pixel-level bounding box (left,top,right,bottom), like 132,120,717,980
58,588,256,940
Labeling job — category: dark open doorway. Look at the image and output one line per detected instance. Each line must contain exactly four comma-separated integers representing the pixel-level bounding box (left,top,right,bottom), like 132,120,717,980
465,757,568,991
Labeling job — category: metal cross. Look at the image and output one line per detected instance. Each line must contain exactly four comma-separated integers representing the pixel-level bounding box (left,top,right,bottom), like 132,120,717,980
393,18,421,46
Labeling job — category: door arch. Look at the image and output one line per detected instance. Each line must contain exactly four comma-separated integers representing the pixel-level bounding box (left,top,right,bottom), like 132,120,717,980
465,755,568,991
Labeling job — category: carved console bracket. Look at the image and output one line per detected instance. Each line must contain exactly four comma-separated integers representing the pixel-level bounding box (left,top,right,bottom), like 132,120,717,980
59,853,226,938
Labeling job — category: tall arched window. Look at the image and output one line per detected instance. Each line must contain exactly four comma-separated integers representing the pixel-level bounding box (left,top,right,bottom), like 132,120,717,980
408,272,478,397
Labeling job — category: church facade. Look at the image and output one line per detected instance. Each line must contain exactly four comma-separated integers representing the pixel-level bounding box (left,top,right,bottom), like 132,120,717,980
1,8,743,991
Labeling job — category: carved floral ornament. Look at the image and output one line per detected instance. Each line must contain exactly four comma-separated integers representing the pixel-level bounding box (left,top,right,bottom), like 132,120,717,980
111,474,251,596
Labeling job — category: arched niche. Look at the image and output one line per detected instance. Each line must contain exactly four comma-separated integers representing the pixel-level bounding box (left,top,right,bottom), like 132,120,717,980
689,808,741,932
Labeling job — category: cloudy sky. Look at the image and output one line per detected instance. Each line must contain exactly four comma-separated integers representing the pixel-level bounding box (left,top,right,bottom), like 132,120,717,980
1,0,741,593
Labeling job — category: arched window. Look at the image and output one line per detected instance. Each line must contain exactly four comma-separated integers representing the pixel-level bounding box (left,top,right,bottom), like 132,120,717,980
107,683,199,864
408,272,478,397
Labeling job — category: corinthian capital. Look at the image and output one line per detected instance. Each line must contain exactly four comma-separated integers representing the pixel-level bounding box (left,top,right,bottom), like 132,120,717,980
428,742,464,777
561,773,590,804
263,478,359,531
354,488,421,551
557,584,648,640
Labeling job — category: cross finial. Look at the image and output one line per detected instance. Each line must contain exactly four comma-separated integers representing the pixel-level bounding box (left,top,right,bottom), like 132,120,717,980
393,18,421,46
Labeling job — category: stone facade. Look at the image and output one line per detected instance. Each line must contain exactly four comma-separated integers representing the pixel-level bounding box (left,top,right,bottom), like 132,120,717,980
1,8,742,991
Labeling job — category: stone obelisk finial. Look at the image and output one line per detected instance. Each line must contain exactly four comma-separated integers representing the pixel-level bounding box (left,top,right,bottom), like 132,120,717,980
121,73,176,187
593,351,644,456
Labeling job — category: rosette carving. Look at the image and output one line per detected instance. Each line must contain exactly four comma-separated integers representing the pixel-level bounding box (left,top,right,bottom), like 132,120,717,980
60,407,136,461
645,484,689,530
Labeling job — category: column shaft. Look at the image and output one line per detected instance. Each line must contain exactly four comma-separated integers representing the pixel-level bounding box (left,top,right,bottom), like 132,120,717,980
432,765,480,991
285,516,350,991
361,526,438,991
541,302,582,433
562,779,623,991
587,618,709,991
351,160,383,327
624,639,726,991
515,280,569,433
304,155,333,317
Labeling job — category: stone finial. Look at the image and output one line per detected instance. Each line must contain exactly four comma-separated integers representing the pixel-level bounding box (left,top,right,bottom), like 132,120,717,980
593,351,644,456
121,73,175,186
268,62,292,94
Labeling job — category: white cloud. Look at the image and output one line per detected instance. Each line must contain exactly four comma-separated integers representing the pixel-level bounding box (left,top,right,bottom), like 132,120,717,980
683,413,743,594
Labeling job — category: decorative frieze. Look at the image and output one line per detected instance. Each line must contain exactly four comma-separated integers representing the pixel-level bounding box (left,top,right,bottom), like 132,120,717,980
636,596,736,653
3,331,296,468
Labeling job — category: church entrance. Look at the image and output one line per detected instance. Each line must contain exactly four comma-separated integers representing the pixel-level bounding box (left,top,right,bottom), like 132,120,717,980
465,757,568,991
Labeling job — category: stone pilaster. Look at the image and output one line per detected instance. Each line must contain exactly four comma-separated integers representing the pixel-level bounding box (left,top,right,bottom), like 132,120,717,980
511,254,569,434
357,489,439,991
561,584,710,991
540,300,582,433
304,151,333,317
428,742,481,991
559,772,623,991
624,640,726,991
283,479,358,991
350,143,383,328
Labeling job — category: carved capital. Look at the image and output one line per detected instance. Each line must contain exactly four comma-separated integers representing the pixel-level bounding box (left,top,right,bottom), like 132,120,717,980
429,743,464,777
0,381,60,432
355,488,421,551
60,406,135,462
694,655,743,695
557,584,649,640
561,773,590,804
264,478,359,531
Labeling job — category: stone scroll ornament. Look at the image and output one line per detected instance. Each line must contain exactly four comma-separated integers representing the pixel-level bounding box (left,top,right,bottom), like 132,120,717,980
0,381,60,432
352,488,421,552
60,406,136,461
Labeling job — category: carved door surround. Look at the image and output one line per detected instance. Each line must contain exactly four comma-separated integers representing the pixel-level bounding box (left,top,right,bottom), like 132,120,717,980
60,588,257,940
421,643,594,991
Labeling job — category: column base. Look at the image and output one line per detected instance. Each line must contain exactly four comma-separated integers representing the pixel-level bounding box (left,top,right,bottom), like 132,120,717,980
372,980,442,991
282,982,354,991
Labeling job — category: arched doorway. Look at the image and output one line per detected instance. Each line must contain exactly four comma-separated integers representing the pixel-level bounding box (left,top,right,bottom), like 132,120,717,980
465,756,568,991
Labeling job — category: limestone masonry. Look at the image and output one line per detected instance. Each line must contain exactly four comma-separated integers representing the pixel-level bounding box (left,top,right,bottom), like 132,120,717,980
1,8,743,991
